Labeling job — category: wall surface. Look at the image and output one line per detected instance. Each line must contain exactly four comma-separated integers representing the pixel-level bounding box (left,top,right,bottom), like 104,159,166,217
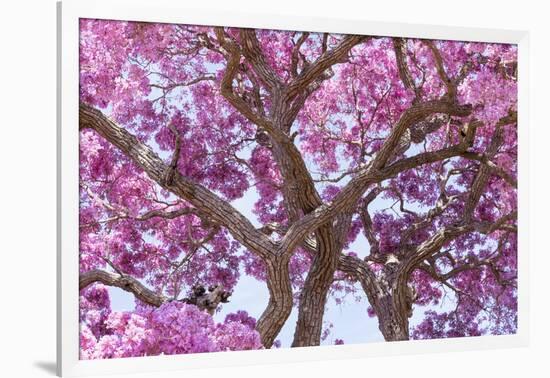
1,0,548,377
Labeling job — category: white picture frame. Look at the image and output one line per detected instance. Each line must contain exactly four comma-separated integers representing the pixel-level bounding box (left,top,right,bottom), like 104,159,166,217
57,0,530,376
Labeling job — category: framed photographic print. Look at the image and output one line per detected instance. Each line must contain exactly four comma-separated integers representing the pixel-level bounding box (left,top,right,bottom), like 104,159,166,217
57,0,529,376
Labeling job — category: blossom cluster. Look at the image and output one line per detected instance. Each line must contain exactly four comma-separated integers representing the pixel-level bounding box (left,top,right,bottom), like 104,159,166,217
80,296,262,359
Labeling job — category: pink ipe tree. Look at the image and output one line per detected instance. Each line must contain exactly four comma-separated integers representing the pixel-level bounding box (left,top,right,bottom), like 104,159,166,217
78,19,518,359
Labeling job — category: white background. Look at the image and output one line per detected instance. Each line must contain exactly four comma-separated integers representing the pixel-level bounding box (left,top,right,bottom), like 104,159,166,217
0,0,548,377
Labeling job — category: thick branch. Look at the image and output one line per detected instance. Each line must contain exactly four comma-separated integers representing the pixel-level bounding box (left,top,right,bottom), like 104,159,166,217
291,32,310,77
80,103,276,259
80,270,231,314
393,38,421,99
403,211,517,275
461,152,517,188
80,269,167,307
425,40,456,98
240,29,283,91
219,46,275,133
462,112,516,220
360,188,382,255
256,256,293,348
162,124,182,186
371,100,472,170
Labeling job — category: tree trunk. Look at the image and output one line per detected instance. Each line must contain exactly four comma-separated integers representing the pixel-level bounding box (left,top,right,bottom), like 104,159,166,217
291,225,338,347
371,269,412,341
376,296,410,341
256,256,293,348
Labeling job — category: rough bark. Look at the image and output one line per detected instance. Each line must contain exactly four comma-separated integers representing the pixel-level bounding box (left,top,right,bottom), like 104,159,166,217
292,212,353,347
375,297,410,340
256,256,293,348
337,254,409,341
291,225,339,347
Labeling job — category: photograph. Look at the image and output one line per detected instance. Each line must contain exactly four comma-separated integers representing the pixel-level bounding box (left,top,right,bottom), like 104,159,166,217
78,18,519,360
9,0,550,377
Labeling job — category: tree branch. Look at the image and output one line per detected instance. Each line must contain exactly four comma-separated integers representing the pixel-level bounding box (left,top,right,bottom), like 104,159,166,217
424,40,456,98
291,32,310,77
393,38,421,99
162,124,182,186
461,152,517,188
462,112,516,221
359,187,382,256
80,269,167,307
240,29,283,91
214,28,277,136
80,103,277,259
403,211,517,274
80,269,231,314
284,35,368,101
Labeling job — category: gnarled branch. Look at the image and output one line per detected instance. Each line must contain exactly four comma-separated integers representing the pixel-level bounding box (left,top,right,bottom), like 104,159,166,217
80,269,167,307
80,269,230,314
80,103,277,259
